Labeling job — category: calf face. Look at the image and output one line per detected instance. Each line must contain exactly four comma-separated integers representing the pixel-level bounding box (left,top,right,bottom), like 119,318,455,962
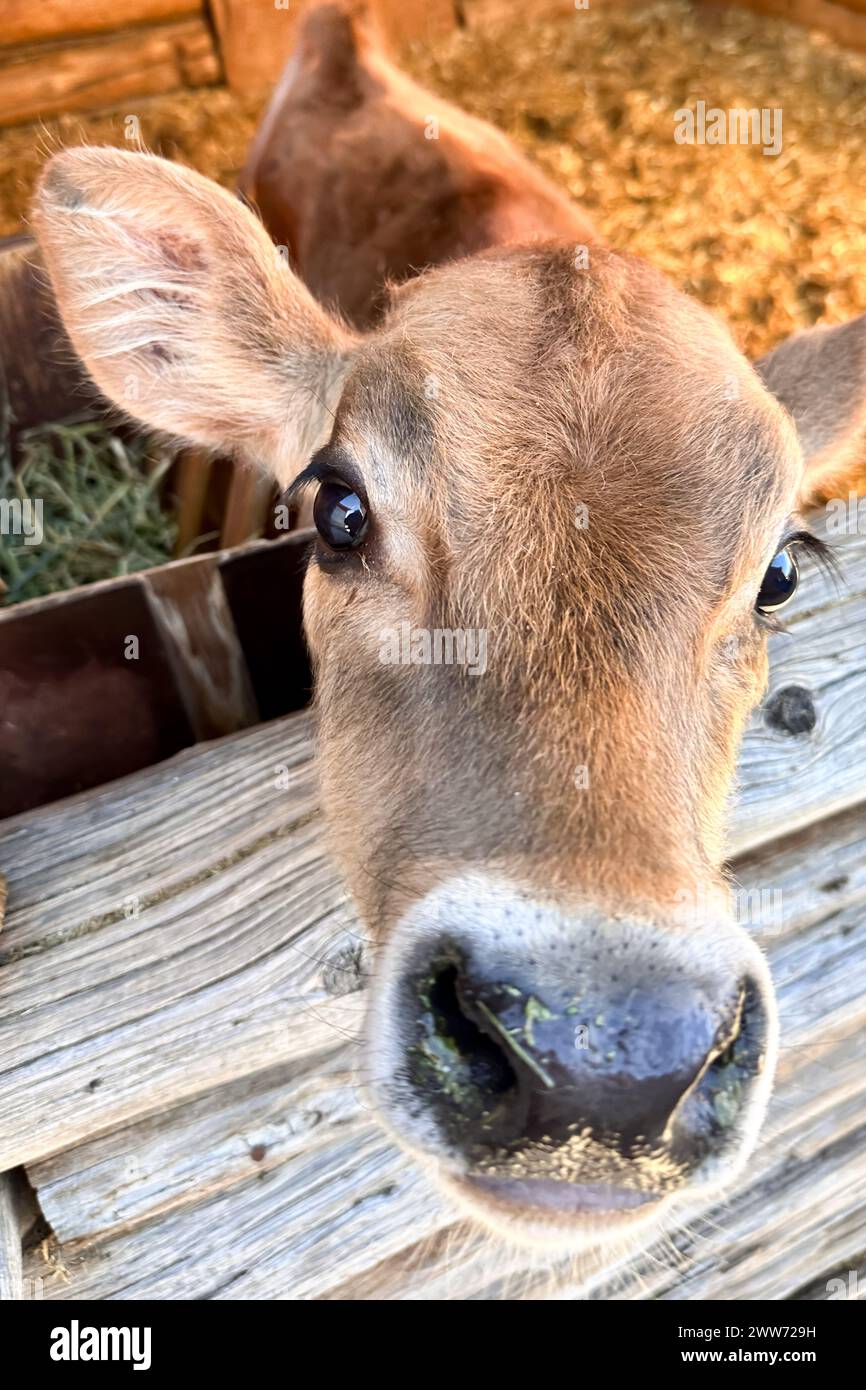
34,146,863,1251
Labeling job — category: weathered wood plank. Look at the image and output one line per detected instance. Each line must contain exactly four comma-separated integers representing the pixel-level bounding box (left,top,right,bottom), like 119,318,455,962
0,1172,23,1301
25,1051,450,1302
0,20,221,128
0,2,202,50
20,798,866,1300
0,714,366,1172
29,1049,363,1244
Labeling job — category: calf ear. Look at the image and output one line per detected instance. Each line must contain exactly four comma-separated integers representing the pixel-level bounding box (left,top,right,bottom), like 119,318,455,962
756,315,866,505
33,147,356,483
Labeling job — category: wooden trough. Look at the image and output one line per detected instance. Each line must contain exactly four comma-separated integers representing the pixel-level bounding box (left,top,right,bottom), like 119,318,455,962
1,508,865,1300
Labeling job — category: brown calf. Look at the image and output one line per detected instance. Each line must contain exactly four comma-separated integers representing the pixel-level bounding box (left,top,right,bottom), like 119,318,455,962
33,7,866,1253
238,4,594,329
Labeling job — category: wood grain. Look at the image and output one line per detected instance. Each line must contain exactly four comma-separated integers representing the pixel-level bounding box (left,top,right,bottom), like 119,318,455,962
0,1173,23,1301
4,515,866,1298
0,714,366,1173
26,1051,450,1301
0,2,202,49
0,20,221,128
18,785,866,1298
731,510,866,852
146,556,260,739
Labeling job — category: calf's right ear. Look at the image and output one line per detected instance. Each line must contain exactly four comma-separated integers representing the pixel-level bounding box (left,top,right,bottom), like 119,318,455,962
756,314,866,505
33,146,357,483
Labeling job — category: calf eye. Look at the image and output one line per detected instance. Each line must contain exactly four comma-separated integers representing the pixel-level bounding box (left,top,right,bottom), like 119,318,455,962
756,547,799,613
313,479,369,550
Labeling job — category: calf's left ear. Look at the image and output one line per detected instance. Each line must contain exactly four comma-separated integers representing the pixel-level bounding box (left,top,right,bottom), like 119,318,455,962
756,314,866,505
33,146,356,482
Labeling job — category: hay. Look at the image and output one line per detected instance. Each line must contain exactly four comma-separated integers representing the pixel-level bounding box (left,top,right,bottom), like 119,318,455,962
0,3,862,360
404,0,866,359
0,414,176,606
0,86,262,240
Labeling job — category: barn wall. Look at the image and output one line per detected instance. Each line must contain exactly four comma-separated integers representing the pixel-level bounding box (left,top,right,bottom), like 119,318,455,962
2,1,866,130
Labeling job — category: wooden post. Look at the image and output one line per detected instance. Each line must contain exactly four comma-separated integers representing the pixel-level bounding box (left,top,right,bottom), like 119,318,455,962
173,448,215,558
208,0,303,92
0,1172,22,1302
220,462,276,550
208,0,460,95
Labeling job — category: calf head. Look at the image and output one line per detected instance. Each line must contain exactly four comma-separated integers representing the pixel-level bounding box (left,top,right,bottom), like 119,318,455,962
34,147,865,1251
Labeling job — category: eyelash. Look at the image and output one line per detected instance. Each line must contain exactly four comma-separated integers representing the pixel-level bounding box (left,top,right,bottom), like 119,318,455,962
282,457,366,507
754,530,836,633
785,529,834,568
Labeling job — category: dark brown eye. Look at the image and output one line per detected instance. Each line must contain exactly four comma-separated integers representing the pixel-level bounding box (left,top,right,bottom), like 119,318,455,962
313,479,369,550
756,547,799,614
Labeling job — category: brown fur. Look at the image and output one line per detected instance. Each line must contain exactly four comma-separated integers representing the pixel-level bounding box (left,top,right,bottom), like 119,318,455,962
757,314,866,503
239,5,595,328
306,242,800,933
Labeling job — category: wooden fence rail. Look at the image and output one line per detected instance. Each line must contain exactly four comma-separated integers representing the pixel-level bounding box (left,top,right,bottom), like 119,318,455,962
3,3,866,134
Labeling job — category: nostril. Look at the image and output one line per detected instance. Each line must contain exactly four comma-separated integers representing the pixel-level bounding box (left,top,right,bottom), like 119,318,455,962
409,962,518,1115
676,979,769,1149
715,981,764,1074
